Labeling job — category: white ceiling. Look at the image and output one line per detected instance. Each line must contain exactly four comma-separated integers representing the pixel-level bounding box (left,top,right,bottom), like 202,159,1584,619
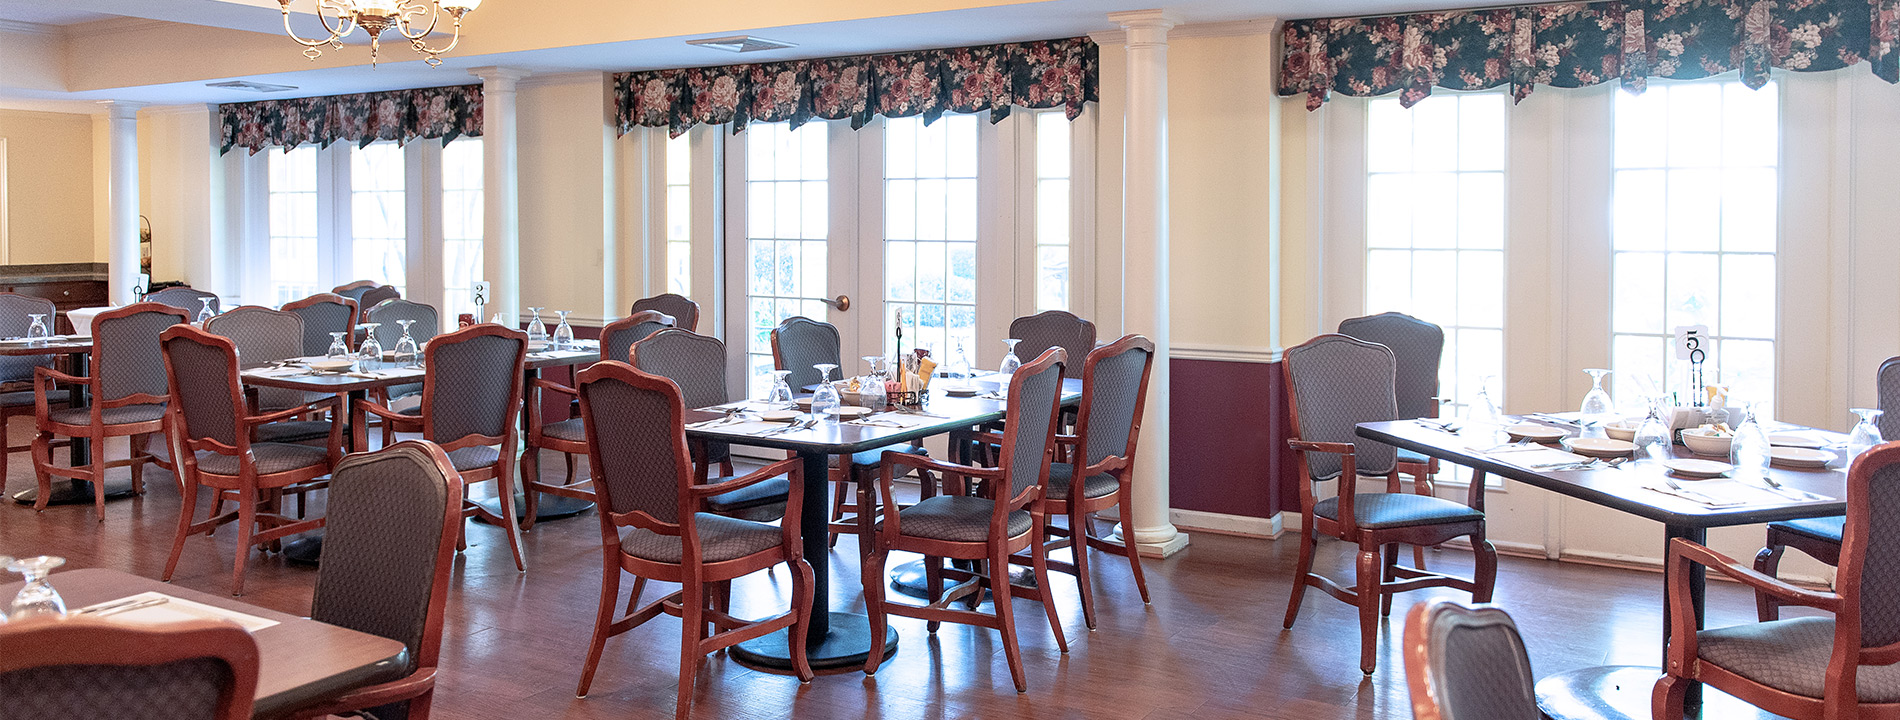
0,0,1462,109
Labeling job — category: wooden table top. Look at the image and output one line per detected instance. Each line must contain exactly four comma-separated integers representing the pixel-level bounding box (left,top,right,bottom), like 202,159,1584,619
0,338,91,356
684,378,1082,455
0,568,408,718
1357,418,1848,528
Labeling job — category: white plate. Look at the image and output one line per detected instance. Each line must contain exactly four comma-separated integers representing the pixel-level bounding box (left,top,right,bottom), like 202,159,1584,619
758,410,801,422
823,406,874,418
794,397,814,409
944,386,980,397
1767,433,1827,449
304,359,354,373
0,338,30,345
1663,458,1732,479
1565,437,1636,458
1770,446,1835,469
1505,424,1567,443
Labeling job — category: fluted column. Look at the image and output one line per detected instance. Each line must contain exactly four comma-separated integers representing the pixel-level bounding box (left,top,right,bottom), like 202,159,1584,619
470,67,530,323
1110,9,1188,557
103,101,143,305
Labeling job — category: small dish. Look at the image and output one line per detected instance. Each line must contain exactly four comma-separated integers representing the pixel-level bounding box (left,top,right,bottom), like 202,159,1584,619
1662,458,1732,479
1565,437,1636,458
1504,424,1568,443
794,397,814,409
1767,433,1826,449
758,410,800,423
304,359,354,373
1603,420,1641,442
824,406,874,418
526,341,551,352
1680,428,1734,458
943,387,979,397
1770,447,1835,469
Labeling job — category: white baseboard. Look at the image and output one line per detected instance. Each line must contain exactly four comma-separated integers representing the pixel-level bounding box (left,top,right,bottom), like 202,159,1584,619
1169,509,1282,539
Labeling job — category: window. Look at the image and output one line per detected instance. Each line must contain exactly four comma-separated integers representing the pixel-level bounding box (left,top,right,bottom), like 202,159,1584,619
744,122,831,397
350,142,407,296
266,147,321,306
1611,81,1778,412
1034,111,1071,311
440,138,483,325
1364,92,1506,416
665,133,692,295
883,115,978,361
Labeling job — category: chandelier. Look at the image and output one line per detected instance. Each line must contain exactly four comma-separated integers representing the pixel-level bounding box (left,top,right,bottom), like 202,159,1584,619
277,0,483,67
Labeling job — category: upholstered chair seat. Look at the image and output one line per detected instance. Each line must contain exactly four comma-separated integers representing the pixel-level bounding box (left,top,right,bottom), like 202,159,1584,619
618,515,783,564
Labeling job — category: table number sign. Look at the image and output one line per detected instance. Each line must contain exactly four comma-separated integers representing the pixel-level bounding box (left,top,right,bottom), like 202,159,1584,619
132,273,150,297
1675,325,1710,406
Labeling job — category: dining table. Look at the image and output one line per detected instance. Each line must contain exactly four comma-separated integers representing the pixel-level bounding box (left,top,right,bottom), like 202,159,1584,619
0,337,128,508
1357,415,1849,720
687,377,1082,671
2,567,409,719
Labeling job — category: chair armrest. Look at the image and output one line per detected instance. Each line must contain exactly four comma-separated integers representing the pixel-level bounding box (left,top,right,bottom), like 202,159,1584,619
1663,537,1842,673
531,377,577,398
968,430,1007,448
687,456,801,498
1289,439,1354,454
244,396,340,427
34,365,88,386
879,451,1001,483
354,398,412,423
281,668,436,719
1673,538,1839,611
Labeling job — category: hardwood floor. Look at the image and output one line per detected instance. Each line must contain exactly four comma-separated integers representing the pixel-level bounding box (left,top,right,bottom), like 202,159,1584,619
0,431,1804,719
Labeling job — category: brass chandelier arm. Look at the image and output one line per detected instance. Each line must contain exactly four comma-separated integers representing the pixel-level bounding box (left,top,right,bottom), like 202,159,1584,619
275,0,475,65
395,2,442,42
277,1,355,49
407,17,466,60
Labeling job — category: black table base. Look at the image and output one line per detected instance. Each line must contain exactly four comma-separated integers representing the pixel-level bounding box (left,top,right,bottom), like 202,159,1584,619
472,492,595,525
730,611,898,671
11,477,137,507
282,534,324,566
1536,666,1762,720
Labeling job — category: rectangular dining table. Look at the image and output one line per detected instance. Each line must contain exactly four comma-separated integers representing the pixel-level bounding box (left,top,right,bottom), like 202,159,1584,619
686,379,1082,671
1,568,408,718
1357,417,1848,720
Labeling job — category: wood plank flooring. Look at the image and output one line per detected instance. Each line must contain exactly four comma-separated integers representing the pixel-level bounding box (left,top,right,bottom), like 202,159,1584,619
0,433,1805,719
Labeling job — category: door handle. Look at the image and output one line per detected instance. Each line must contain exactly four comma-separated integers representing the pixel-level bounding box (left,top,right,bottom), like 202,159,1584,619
818,295,851,312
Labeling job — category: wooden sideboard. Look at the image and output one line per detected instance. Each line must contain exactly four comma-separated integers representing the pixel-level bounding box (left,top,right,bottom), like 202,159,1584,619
0,263,110,333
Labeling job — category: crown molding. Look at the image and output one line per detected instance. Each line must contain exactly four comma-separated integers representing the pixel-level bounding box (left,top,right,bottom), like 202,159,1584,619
140,103,217,116
518,71,610,88
1090,17,1279,45
1170,343,1283,364
0,19,58,36
63,17,174,38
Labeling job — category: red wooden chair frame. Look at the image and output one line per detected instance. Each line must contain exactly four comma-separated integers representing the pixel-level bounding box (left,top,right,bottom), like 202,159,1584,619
629,293,699,333
0,616,261,720
281,292,362,354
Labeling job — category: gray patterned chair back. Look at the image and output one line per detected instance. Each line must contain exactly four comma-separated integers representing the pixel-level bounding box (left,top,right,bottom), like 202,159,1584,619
332,282,377,302
0,292,55,384
285,293,357,357
1412,602,1539,720
1079,340,1153,469
366,299,441,348
95,305,187,404
1284,334,1399,480
1004,348,1067,499
424,331,524,443
772,316,840,392
1843,446,1900,650
162,331,241,447
0,621,256,720
359,285,401,311
205,306,303,411
1010,311,1096,379
144,286,220,315
579,369,691,525
601,312,676,364
631,293,700,333
631,329,728,409
312,442,456,720
1879,357,1900,442
1339,312,1443,421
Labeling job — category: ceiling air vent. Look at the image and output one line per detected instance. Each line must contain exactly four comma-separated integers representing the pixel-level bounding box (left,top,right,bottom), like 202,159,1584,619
685,35,796,53
205,80,299,93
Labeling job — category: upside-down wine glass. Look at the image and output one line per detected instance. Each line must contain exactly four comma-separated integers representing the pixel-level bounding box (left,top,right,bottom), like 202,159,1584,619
1465,375,1501,427
811,363,842,421
393,319,420,369
1730,400,1772,479
1580,368,1614,418
552,311,575,351
1845,408,1886,470
526,307,547,345
948,336,972,388
358,323,383,372
999,339,1023,375
326,331,351,359
7,555,67,619
25,314,48,346
196,298,217,326
765,369,795,409
1633,395,1674,464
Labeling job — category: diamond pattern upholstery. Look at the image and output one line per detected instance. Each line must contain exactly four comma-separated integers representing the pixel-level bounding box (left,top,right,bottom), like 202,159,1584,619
358,286,400,312
1859,462,1900,646
47,404,164,426
1046,462,1118,501
602,314,675,365
1314,492,1484,529
205,307,313,412
1005,352,1065,498
580,376,686,523
619,514,781,563
162,335,239,445
254,420,333,444
893,495,1033,542
771,317,841,393
1426,609,1541,720
144,287,219,315
1009,311,1096,379
1697,617,1900,702
630,293,700,333
1881,357,1900,442
1,658,234,720
1338,312,1443,422
366,299,441,349
1285,335,1400,480
541,418,586,443
1769,516,1844,544
285,294,357,357
333,283,376,302
96,307,186,403
704,476,790,515
1079,344,1149,468
631,329,731,463
444,445,502,472
425,333,522,443
195,444,329,476
0,293,55,384
0,390,35,408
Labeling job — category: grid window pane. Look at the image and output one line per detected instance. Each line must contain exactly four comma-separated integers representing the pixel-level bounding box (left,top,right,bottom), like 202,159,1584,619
885,115,980,358
351,142,406,296
1033,111,1072,311
267,147,321,306
745,122,831,398
439,138,482,329
665,134,692,295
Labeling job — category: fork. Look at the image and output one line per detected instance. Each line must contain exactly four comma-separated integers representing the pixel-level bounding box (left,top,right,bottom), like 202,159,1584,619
1656,473,1722,505
1753,473,1820,502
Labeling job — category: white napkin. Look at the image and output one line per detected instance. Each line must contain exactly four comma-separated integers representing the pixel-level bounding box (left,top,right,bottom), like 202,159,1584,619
847,413,935,429
77,591,279,632
1479,445,1589,469
1641,479,1824,507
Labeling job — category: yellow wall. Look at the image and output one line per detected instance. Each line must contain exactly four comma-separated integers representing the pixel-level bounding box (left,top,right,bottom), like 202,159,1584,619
0,109,97,264
517,74,619,323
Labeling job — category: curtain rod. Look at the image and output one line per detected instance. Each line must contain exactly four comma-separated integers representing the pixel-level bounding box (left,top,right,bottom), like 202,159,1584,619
1293,0,1617,23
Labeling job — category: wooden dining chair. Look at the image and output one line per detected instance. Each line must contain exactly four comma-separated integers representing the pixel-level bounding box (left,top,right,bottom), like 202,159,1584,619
30,302,188,518
144,286,221,316
282,292,360,357
573,361,814,718
1754,354,1900,621
354,323,530,571
628,329,796,519
204,306,331,445
1009,334,1155,630
863,347,1070,693
331,279,380,302
364,298,441,443
0,616,260,720
1339,311,1447,568
1009,310,1096,379
159,324,340,595
358,285,401,313
631,292,699,333
278,441,463,720
1281,333,1496,675
519,311,677,529
1402,600,1540,720
1656,441,1900,720
0,292,64,481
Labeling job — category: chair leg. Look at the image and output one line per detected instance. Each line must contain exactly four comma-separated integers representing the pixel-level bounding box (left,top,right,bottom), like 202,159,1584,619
576,563,621,698
1652,673,1689,720
1380,543,1400,618
862,543,891,677
625,577,647,616
231,495,257,596
1754,542,1787,622
992,546,1029,693
675,581,705,720
1472,535,1499,603
1118,507,1151,605
30,430,52,512
129,433,147,495
924,556,944,633
1069,509,1098,630
520,447,541,533
1356,545,1381,675
162,479,199,582
827,474,848,548
89,435,107,521
787,557,816,683
1029,529,1068,653
494,468,528,572
1283,523,1317,629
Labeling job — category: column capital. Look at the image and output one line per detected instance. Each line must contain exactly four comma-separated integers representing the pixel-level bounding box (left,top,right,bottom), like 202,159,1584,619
1108,9,1182,42
468,66,533,88
97,100,145,120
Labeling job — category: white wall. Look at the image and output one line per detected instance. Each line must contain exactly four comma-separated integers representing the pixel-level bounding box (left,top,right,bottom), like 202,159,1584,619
516,73,618,324
139,105,225,295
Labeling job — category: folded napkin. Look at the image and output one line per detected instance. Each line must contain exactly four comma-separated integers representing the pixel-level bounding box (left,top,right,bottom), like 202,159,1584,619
76,591,278,632
847,413,935,429
1478,445,1590,470
1640,479,1803,507
241,366,312,378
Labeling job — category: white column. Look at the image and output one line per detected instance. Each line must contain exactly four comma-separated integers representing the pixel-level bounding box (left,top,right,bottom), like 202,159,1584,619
1110,9,1188,558
470,67,530,324
103,101,143,305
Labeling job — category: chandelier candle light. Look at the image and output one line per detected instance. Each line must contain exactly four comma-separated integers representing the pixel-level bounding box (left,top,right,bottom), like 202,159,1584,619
278,0,482,67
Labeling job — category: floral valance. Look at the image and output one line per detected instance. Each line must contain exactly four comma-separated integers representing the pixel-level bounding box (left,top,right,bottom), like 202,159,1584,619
1280,0,1900,110
613,37,1098,137
219,84,483,155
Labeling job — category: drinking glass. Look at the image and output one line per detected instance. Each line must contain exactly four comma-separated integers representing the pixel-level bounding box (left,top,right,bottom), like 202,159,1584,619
25,314,48,346
1580,368,1614,417
1464,375,1501,427
196,298,217,325
552,310,575,351
998,338,1023,375
1633,395,1673,464
948,336,972,387
1730,400,1772,479
526,307,548,345
765,369,795,409
358,323,383,372
326,331,351,359
811,364,842,421
1845,408,1886,469
393,319,420,369
7,555,67,619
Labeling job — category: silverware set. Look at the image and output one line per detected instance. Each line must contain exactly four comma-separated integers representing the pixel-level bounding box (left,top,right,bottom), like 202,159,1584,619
752,417,817,436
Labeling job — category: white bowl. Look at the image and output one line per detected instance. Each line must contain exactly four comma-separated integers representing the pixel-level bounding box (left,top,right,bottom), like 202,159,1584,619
1603,420,1641,442
1505,423,1567,443
1680,429,1733,458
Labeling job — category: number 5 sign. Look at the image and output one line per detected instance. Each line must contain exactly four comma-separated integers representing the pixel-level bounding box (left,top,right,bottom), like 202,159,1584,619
1674,325,1709,362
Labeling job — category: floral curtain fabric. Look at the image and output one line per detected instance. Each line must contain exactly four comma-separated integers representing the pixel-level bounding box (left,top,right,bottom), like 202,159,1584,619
613,37,1098,137
219,84,483,155
1280,0,1900,110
